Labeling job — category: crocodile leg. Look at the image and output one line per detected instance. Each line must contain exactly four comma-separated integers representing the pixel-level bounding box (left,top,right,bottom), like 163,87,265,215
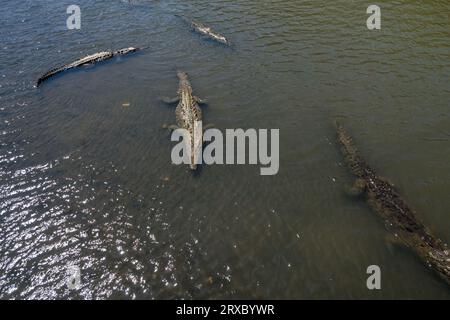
345,178,367,197
194,96,208,105
384,233,406,254
384,234,404,247
162,124,179,130
160,96,180,104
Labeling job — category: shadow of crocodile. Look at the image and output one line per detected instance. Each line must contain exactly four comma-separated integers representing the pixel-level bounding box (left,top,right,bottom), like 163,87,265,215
335,121,450,287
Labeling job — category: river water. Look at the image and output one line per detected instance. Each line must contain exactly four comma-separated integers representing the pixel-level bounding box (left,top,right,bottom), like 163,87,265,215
0,0,449,299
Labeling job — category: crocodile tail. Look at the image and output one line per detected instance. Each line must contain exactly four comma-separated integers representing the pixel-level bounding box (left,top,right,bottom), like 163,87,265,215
174,14,191,26
36,65,66,86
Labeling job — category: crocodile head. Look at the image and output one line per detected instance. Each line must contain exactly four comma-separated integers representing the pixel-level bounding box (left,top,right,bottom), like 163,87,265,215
115,47,137,55
177,71,189,81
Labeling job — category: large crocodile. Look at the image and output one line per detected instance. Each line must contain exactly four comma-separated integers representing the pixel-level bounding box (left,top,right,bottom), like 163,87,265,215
335,121,450,287
176,15,231,46
162,71,208,170
36,47,141,87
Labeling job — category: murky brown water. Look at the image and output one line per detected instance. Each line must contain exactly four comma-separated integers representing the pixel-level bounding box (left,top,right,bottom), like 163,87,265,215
0,0,449,299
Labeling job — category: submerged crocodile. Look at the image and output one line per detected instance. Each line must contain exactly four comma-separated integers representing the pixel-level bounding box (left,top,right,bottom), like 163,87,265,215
162,71,208,170
36,47,141,86
176,15,231,46
335,122,450,287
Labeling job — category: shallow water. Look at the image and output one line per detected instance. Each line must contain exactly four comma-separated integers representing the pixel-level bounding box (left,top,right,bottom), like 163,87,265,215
0,0,449,299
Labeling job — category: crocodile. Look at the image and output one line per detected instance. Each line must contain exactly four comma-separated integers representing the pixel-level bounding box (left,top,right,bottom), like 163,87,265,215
36,47,141,87
176,15,231,46
162,71,208,170
335,121,450,287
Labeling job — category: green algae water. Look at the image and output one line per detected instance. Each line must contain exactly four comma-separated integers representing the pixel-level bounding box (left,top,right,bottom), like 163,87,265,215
0,0,449,299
